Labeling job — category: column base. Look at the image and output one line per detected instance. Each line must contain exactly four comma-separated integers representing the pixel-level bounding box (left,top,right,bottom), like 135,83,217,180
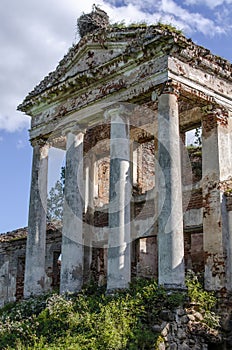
106,287,128,296
161,283,186,291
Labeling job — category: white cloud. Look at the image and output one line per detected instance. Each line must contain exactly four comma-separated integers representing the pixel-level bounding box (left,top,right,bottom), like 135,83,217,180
161,0,225,35
0,112,30,133
103,0,227,35
184,0,232,9
16,139,26,149
0,0,91,133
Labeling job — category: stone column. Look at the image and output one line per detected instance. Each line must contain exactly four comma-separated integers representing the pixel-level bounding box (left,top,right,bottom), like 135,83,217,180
202,107,232,290
132,143,138,186
60,130,84,294
156,82,185,288
83,152,96,283
106,108,131,291
24,141,49,298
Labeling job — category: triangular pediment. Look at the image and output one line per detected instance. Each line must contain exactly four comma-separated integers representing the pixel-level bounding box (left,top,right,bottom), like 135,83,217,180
18,24,232,115
59,42,127,83
18,25,180,112
18,31,138,112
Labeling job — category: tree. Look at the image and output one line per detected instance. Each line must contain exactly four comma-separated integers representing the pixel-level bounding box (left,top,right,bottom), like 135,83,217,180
47,167,65,221
194,127,202,146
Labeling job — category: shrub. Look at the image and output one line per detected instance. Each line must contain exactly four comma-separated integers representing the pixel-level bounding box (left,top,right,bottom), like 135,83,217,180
186,270,220,329
0,276,220,349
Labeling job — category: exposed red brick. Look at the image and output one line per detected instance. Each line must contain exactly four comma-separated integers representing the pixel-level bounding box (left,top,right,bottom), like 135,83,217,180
183,188,203,210
226,196,232,211
84,124,110,153
134,200,155,220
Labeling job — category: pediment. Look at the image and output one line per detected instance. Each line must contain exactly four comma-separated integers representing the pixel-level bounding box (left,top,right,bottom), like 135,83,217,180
60,42,127,83
18,34,130,111
18,26,179,112
18,25,232,115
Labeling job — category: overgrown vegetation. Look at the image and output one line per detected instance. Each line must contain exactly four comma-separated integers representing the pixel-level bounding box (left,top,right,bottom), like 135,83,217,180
186,271,220,329
111,20,183,35
0,275,219,349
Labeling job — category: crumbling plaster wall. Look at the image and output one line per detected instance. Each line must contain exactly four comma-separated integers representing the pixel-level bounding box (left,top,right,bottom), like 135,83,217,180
0,226,62,307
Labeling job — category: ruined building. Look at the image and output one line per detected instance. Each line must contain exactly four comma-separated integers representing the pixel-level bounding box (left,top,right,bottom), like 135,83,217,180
1,8,232,306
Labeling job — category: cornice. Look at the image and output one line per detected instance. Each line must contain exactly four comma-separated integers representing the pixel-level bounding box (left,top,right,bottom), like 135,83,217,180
17,24,232,115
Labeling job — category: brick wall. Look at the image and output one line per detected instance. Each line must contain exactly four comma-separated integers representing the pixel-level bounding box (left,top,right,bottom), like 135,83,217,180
0,221,206,302
227,196,232,211
183,188,203,211
134,199,155,220
96,157,110,205
95,140,155,205
0,224,62,306
184,231,204,275
138,141,155,193
133,236,158,279
84,124,110,154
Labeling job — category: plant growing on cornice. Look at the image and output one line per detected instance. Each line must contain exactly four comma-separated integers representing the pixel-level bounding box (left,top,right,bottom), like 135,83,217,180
110,20,126,29
128,22,148,28
156,22,183,35
111,20,183,35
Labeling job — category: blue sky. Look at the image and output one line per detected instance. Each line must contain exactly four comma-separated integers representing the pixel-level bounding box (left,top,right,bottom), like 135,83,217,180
0,0,232,233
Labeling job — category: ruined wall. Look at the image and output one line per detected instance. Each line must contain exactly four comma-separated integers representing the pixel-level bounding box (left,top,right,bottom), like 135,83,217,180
136,141,155,194
94,140,156,205
0,228,26,307
154,306,221,350
184,231,204,275
0,224,62,307
96,157,110,205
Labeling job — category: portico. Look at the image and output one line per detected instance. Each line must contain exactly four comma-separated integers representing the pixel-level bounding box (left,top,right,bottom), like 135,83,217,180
17,13,232,297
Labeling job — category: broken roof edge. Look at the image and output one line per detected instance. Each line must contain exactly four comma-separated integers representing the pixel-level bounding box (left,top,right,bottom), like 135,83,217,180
0,221,62,242
17,23,232,113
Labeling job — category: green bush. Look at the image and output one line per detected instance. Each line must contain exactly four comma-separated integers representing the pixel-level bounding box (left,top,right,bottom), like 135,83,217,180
186,271,220,329
0,276,220,349
185,271,216,311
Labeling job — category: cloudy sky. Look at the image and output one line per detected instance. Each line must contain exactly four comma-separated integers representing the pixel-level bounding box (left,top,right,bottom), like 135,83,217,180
0,0,232,233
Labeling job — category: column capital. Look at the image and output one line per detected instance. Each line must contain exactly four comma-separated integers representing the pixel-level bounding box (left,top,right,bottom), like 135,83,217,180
202,104,229,117
202,105,229,131
31,138,50,148
104,104,134,123
62,123,87,136
152,80,180,101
